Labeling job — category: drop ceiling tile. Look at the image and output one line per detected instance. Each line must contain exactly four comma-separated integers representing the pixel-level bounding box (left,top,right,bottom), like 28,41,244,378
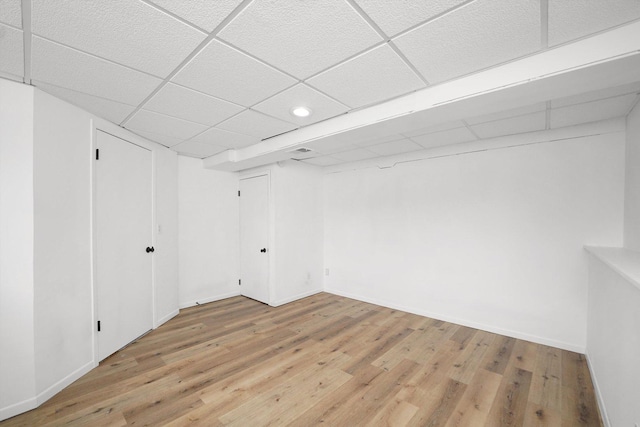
0,0,21,27
353,0,467,36
173,39,296,106
470,111,546,139
131,129,185,147
252,84,349,126
550,93,638,129
302,156,345,166
551,82,640,108
0,23,23,77
148,0,243,32
302,138,359,154
34,81,136,124
307,44,426,108
353,134,407,148
394,0,540,84
32,0,206,77
171,140,227,158
466,103,547,125
548,0,640,47
189,127,258,149
217,109,296,139
410,126,476,148
32,37,162,105
144,83,244,126
218,0,382,79
331,148,379,162
366,138,423,156
125,110,208,141
401,120,466,138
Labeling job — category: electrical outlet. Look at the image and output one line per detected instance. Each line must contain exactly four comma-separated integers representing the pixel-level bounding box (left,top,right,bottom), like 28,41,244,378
325,268,330,276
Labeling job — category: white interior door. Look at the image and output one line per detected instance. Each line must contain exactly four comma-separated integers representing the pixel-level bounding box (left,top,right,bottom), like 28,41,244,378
96,131,153,361
239,174,270,304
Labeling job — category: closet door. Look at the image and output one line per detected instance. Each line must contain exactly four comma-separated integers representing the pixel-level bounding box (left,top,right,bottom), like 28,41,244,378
95,131,153,361
239,174,270,304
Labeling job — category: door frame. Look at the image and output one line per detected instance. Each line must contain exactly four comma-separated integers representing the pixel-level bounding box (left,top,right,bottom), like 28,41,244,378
239,168,275,306
90,122,158,364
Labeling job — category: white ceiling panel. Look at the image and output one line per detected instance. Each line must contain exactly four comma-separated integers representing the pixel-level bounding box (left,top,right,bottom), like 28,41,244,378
550,93,639,129
34,81,136,124
303,137,359,154
218,0,382,79
401,121,466,138
144,83,244,126
353,0,468,37
0,0,21,27
548,0,640,47
302,156,345,167
307,44,426,108
217,109,296,139
551,82,640,108
130,129,185,147
366,138,423,156
172,39,296,107
410,126,476,148
172,140,227,158
331,148,378,162
466,103,547,125
125,109,208,141
31,37,162,105
352,134,407,148
148,0,243,32
252,84,349,126
0,23,23,78
31,0,206,77
189,127,258,149
470,111,547,139
394,0,540,83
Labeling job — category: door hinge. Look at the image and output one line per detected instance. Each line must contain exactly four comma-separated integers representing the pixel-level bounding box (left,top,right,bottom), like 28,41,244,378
95,148,99,160
97,320,101,332
239,279,241,285
238,190,240,196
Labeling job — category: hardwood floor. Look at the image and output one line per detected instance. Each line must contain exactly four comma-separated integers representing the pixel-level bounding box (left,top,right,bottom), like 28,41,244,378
1,293,602,426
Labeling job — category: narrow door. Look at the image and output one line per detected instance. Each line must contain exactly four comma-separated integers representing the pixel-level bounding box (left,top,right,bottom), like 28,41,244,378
96,130,153,361
239,175,270,304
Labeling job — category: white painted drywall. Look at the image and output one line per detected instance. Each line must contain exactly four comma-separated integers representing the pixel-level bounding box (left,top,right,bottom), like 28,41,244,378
32,89,94,398
324,126,625,351
586,254,640,427
271,161,324,305
624,101,640,251
0,80,37,420
178,156,240,307
155,148,179,325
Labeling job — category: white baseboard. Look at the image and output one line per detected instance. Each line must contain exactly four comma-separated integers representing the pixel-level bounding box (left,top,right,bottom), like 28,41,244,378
0,396,37,422
585,352,610,427
36,360,95,406
156,309,179,328
179,291,241,309
271,288,323,307
324,288,585,353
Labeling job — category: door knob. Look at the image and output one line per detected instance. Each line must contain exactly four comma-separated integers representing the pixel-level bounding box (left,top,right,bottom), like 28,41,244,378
146,246,155,253
260,248,267,253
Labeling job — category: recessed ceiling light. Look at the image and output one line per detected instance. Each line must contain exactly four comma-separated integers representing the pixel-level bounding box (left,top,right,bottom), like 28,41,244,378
291,106,312,118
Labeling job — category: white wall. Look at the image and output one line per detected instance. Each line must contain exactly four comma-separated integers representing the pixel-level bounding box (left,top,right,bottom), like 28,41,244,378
178,156,240,307
324,125,625,351
586,255,640,427
272,161,324,305
32,90,94,398
155,148,179,325
0,80,37,420
624,101,640,251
